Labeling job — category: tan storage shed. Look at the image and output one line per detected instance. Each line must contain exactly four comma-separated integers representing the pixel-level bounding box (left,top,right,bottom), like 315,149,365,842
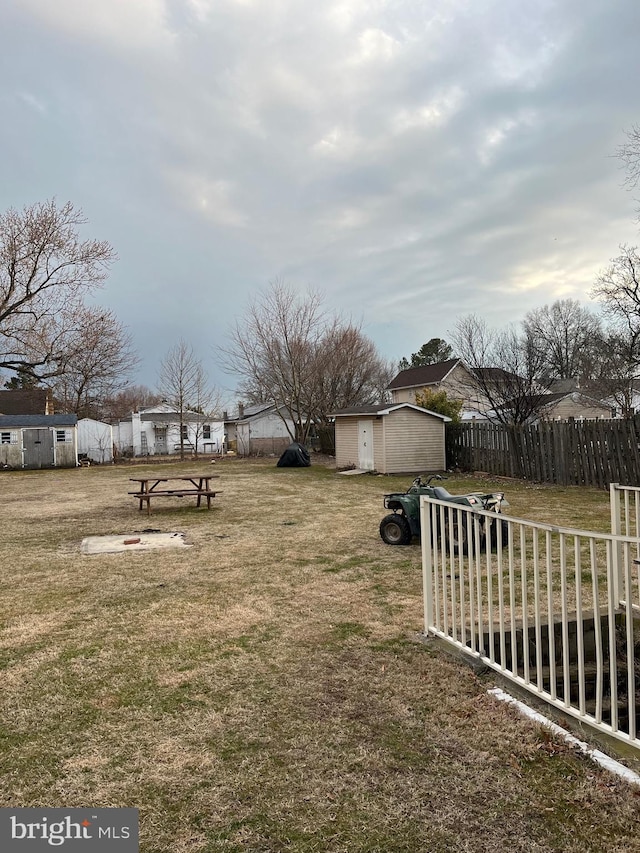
332,403,450,474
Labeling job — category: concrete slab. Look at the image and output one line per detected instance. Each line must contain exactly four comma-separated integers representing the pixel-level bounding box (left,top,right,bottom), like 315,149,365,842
81,532,190,555
338,468,368,476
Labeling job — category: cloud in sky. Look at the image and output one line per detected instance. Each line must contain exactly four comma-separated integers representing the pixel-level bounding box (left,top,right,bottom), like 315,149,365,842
1,0,639,395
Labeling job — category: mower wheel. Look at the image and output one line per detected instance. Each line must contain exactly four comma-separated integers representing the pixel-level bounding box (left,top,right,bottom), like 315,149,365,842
380,513,412,546
443,517,469,555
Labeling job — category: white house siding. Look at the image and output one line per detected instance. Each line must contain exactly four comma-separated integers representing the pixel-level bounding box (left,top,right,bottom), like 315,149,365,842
335,419,360,469
236,412,293,456
114,420,133,455
381,409,445,474
139,420,224,456
114,412,224,456
542,396,612,421
78,418,114,463
391,388,415,404
200,422,225,454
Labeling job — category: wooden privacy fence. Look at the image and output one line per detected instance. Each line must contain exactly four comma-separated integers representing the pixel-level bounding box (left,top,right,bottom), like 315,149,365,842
447,418,640,488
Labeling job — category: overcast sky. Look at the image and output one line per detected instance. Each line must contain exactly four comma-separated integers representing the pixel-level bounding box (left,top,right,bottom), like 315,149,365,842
2,0,640,397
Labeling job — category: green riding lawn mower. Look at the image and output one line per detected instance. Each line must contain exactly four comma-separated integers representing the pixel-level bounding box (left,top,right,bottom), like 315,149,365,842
379,474,508,552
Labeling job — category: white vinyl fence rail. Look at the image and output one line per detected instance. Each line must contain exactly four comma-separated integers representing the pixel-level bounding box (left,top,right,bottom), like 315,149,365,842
420,495,640,751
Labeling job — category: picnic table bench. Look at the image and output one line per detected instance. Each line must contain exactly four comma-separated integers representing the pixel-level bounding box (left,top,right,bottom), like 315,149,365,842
129,475,221,515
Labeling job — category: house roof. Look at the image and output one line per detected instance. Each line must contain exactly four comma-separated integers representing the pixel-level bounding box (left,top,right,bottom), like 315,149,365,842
136,403,220,423
240,402,275,419
471,366,526,385
139,412,212,424
387,359,460,390
0,414,77,427
236,403,293,423
491,390,611,417
537,391,610,409
545,378,628,397
545,379,581,394
224,402,274,423
0,389,51,415
332,402,450,421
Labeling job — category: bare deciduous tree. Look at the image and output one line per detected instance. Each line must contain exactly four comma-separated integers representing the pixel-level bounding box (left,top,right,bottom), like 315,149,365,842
452,315,547,425
589,245,640,415
0,199,116,379
224,282,326,443
617,125,640,200
189,361,224,458
222,281,390,444
46,307,139,418
592,245,640,337
590,330,638,418
101,385,163,421
523,299,604,383
158,340,218,460
313,324,393,425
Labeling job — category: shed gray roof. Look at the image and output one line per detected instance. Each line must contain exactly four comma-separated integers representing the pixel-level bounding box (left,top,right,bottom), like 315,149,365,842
236,403,292,423
332,403,450,421
332,404,386,416
0,414,77,428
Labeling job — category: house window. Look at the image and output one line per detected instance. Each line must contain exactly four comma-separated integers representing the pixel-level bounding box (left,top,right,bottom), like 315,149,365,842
56,430,67,443
181,425,188,440
1,432,11,444
203,424,211,439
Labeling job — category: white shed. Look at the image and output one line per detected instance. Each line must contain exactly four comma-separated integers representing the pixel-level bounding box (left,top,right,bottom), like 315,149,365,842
77,418,114,463
333,403,450,474
235,403,295,456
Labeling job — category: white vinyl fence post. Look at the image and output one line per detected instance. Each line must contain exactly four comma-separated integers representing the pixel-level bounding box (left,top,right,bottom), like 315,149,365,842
610,482,622,606
421,496,433,635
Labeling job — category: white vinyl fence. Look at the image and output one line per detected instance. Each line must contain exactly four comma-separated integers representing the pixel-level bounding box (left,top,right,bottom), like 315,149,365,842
420,495,640,750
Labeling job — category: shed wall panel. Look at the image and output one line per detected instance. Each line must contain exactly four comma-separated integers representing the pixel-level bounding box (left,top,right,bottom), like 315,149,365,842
335,419,360,468
373,419,384,469
381,410,445,473
0,443,22,468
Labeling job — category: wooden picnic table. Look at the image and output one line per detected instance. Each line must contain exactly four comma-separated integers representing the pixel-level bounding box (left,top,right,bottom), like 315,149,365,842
129,474,221,514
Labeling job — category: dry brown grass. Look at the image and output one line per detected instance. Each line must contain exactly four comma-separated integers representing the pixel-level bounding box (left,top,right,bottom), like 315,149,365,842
0,460,639,852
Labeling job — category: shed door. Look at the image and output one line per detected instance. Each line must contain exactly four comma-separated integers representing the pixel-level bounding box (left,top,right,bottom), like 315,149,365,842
23,428,54,469
358,419,374,470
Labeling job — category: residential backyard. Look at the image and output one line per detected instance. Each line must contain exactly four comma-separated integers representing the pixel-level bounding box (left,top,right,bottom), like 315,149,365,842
1,459,639,852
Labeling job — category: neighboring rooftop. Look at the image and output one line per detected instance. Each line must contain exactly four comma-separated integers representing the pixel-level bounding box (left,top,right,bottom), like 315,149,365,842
387,359,460,390
0,389,52,416
0,414,77,427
